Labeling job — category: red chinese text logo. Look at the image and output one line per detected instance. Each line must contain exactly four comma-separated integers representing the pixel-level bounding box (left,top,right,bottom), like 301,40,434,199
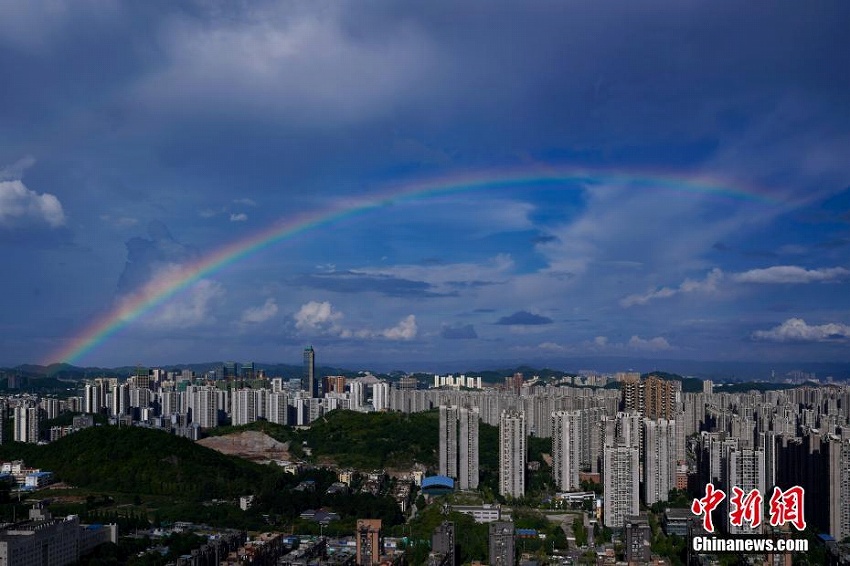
768,486,806,531
729,487,763,529
691,483,807,532
691,483,726,533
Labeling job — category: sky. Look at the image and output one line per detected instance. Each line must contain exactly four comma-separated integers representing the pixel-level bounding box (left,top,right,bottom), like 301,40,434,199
1,1,849,370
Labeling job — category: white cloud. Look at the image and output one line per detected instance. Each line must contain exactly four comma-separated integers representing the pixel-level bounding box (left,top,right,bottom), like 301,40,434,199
752,318,850,343
139,6,437,125
233,198,257,206
0,180,66,228
145,279,224,328
100,214,138,228
733,266,850,284
229,212,248,222
381,315,417,340
294,300,344,332
241,298,278,324
621,268,723,307
532,334,670,355
0,156,36,181
627,335,672,352
293,301,416,340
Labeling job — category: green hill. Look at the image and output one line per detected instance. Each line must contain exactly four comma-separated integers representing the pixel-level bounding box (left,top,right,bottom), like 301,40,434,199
302,410,440,470
0,426,277,500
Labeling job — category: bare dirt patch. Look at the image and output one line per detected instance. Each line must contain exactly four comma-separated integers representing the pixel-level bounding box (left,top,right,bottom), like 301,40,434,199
197,431,291,463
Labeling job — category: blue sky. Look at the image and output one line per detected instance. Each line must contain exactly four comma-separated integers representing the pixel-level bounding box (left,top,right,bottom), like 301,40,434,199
1,1,849,369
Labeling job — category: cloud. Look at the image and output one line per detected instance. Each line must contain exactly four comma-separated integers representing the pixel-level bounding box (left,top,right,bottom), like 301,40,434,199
137,4,438,125
538,341,566,352
627,335,673,352
100,214,138,228
294,301,344,333
621,268,724,307
382,314,417,340
441,324,477,340
0,156,36,181
752,318,850,343
144,279,224,328
294,271,449,298
0,180,66,228
233,198,256,206
496,311,553,326
241,298,278,324
117,221,198,296
733,265,850,284
229,212,248,222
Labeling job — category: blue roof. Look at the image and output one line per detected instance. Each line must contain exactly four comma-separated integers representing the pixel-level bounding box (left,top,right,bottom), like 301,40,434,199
421,476,454,495
421,475,454,489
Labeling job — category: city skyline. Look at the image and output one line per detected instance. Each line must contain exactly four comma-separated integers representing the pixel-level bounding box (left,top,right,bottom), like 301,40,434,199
1,3,849,368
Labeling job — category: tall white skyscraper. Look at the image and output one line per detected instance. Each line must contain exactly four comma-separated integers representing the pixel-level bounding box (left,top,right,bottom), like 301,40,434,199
349,381,365,411
190,386,218,428
642,418,676,506
372,382,390,411
13,404,39,444
499,410,526,498
231,388,257,425
552,410,582,492
268,392,289,425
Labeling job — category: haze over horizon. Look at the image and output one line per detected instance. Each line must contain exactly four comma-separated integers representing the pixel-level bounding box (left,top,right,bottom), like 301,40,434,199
1,2,849,368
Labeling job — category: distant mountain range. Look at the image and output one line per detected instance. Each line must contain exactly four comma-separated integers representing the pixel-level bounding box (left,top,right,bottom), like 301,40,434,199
2,356,849,383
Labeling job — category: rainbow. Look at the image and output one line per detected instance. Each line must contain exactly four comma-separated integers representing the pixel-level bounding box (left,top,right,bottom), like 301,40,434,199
45,165,783,366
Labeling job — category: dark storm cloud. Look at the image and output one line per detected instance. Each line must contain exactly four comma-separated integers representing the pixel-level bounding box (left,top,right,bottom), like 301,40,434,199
293,272,452,298
441,324,478,340
117,221,198,296
495,311,553,326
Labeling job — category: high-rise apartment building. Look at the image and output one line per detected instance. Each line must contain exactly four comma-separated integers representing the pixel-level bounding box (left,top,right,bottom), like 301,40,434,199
303,346,318,398
622,374,679,419
439,405,480,490
268,392,289,425
827,437,850,541
231,388,257,426
552,410,582,491
499,410,526,498
372,382,390,411
603,443,639,528
642,418,676,506
458,406,480,490
13,404,39,444
644,375,679,420
439,405,458,479
189,386,218,428
725,447,766,534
